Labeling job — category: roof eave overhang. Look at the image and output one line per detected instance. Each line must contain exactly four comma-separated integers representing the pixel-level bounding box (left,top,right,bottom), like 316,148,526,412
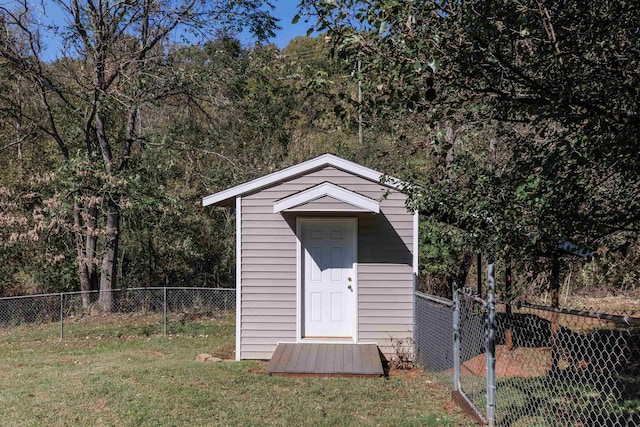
202,153,402,207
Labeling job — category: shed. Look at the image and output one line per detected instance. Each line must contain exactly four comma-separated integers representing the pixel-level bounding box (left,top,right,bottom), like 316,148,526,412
203,154,417,362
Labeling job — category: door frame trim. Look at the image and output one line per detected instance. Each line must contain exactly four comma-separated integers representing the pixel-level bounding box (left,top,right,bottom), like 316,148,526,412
296,217,358,343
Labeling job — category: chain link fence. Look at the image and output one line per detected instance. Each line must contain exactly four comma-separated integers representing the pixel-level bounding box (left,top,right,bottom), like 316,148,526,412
494,302,640,426
415,292,454,373
415,288,640,426
0,287,235,338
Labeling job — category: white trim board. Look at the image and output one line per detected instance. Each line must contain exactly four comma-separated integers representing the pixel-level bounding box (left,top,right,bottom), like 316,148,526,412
295,219,302,343
235,196,242,361
413,211,419,283
202,153,403,207
273,182,380,214
412,210,419,356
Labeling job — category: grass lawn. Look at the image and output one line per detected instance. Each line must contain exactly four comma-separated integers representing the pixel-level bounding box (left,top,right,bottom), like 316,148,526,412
0,315,471,426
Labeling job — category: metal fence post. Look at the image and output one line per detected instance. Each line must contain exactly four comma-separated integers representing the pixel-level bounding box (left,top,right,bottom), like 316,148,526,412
550,252,560,375
59,292,64,339
486,259,496,427
452,280,461,392
163,286,167,336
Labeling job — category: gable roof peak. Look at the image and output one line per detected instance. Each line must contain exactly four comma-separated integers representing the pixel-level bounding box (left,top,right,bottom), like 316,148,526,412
202,153,400,207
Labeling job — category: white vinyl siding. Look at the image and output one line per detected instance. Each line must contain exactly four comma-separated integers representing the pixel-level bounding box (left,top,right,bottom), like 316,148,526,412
357,194,414,360
239,165,414,361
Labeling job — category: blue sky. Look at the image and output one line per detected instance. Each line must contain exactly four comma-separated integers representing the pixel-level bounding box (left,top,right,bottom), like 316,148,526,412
261,1,314,48
38,1,314,61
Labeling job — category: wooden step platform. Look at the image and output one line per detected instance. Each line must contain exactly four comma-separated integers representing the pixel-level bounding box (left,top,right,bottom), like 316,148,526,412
266,343,384,377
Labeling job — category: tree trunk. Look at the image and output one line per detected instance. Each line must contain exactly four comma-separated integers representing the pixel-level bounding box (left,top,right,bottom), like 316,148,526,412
73,203,92,309
76,250,91,309
87,205,99,292
98,199,119,312
455,252,474,288
445,252,473,299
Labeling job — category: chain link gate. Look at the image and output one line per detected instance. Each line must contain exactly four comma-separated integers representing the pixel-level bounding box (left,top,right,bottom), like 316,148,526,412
453,285,491,424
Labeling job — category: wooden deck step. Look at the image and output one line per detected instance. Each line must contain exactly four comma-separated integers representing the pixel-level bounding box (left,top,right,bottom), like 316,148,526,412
266,343,384,377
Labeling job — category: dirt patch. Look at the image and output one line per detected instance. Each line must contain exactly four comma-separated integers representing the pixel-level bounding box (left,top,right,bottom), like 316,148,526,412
141,350,164,359
58,357,83,365
94,397,124,426
196,353,222,362
213,342,235,360
451,345,550,378
443,397,464,416
74,312,163,326
250,362,268,374
95,398,110,412
388,367,424,380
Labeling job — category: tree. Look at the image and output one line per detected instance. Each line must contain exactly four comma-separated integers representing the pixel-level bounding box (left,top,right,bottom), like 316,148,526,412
299,1,640,279
0,0,277,310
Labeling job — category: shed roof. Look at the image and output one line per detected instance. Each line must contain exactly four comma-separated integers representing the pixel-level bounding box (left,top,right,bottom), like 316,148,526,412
202,154,401,207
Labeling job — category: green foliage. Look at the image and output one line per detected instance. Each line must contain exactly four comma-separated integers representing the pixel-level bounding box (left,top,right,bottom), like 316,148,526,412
2,0,636,302
418,218,468,293
301,0,640,295
0,1,280,296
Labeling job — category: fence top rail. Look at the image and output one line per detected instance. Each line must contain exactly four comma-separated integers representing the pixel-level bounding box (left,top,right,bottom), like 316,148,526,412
458,288,487,306
415,291,454,307
0,292,64,301
519,302,640,326
0,287,236,301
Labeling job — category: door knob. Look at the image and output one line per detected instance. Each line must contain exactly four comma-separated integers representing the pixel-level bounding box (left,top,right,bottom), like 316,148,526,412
347,285,353,291
347,277,352,282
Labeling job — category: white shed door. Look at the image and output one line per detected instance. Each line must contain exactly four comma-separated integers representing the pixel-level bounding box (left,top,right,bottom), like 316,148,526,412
302,220,356,338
